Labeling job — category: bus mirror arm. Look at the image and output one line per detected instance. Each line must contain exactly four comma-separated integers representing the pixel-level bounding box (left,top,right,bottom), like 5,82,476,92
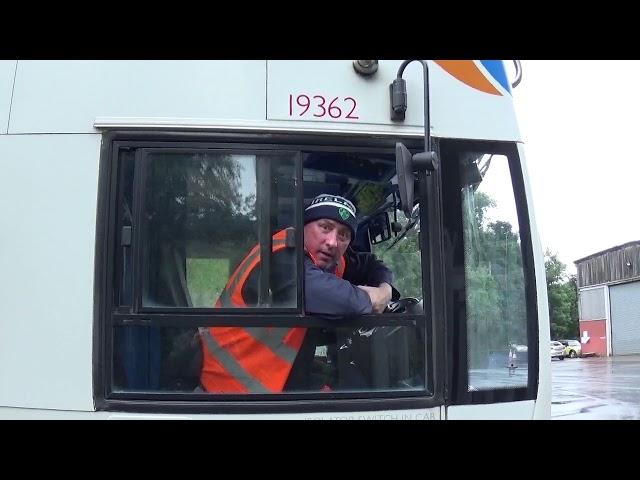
391,60,439,216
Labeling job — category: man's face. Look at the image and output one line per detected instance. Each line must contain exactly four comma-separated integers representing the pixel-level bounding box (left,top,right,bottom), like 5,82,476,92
304,218,351,268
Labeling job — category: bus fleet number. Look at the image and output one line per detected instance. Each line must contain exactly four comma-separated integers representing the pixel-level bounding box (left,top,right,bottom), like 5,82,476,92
288,94,359,120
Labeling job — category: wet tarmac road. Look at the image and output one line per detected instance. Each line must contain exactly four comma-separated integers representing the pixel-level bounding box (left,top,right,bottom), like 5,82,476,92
552,355,640,419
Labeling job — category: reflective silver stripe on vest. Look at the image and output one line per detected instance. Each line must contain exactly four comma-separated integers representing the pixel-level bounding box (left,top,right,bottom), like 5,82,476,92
199,327,270,393
203,235,292,392
217,288,234,307
244,327,299,364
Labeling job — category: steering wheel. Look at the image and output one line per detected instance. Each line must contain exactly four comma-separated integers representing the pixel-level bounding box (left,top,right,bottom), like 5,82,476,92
384,297,421,314
351,297,422,343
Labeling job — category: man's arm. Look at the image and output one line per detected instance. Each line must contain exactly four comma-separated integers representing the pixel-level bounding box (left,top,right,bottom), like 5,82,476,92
357,282,392,314
343,249,399,312
304,258,373,316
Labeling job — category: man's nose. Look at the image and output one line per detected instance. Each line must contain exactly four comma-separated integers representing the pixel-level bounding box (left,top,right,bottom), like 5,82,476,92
325,230,338,248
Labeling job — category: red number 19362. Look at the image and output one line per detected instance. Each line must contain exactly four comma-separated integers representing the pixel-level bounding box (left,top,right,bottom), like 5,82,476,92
289,94,359,120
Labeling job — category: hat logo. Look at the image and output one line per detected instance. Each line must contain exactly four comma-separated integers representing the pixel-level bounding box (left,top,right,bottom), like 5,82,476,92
338,207,350,220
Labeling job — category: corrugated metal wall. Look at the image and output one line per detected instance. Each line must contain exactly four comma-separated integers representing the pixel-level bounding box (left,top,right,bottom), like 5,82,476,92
610,281,640,355
579,287,606,320
576,242,640,287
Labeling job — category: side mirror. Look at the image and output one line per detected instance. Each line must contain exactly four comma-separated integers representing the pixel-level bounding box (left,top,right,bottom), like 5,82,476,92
395,142,439,216
368,211,392,245
395,143,415,217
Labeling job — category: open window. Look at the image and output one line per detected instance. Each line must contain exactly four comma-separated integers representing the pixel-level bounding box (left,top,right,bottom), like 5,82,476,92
98,134,434,411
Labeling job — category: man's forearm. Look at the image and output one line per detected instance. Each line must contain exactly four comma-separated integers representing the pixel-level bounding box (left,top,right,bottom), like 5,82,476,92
305,260,373,315
357,283,392,314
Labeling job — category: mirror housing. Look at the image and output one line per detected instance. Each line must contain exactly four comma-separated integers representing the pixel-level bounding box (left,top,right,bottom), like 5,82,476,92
368,211,392,245
395,142,439,216
395,143,415,217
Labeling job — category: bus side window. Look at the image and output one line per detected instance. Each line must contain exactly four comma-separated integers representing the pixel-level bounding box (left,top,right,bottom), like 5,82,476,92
460,153,529,391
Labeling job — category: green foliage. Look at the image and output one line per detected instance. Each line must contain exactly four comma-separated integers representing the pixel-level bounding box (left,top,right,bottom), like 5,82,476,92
147,153,257,247
354,183,385,217
375,183,533,371
544,251,579,340
371,209,423,298
144,153,259,307
471,191,496,228
373,226,423,299
186,257,230,307
463,195,528,367
466,264,502,365
545,250,566,285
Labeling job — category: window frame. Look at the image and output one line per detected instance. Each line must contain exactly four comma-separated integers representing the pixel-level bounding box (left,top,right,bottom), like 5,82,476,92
135,147,303,314
94,130,440,414
440,139,540,406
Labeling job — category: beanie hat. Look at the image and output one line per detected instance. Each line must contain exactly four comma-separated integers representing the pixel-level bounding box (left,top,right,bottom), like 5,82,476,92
304,194,358,240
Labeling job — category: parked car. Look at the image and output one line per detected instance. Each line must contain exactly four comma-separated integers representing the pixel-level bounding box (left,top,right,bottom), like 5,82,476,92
558,339,582,358
550,341,565,360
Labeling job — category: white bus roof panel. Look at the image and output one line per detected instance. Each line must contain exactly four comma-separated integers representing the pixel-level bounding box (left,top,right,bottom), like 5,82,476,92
9,60,267,134
8,60,521,142
267,60,521,141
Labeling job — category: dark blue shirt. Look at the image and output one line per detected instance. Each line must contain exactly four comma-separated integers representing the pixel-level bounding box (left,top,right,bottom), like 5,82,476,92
242,247,395,316
304,249,395,316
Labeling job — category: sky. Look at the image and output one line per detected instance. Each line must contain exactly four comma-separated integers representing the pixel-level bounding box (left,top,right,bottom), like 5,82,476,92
509,60,640,274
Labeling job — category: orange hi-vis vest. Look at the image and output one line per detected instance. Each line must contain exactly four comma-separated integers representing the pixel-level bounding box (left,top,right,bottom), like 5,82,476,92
200,228,345,393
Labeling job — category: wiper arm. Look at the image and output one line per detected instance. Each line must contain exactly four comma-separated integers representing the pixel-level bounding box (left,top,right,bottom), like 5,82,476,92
384,217,418,252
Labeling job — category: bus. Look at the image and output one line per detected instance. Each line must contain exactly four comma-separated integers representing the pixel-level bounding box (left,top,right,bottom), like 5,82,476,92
0,60,550,419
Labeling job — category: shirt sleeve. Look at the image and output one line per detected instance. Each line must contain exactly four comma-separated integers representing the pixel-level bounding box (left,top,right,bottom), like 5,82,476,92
304,258,373,316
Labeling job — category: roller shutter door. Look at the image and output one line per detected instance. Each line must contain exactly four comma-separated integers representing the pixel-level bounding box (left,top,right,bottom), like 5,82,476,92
610,281,640,355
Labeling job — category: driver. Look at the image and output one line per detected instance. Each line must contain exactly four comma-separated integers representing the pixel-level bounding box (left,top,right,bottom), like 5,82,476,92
303,194,396,315
199,194,399,393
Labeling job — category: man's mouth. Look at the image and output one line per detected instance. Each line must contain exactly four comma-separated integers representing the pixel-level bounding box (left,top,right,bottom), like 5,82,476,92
317,251,333,262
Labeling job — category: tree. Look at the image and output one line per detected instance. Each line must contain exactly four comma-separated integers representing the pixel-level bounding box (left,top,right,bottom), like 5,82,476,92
372,211,423,299
544,250,579,339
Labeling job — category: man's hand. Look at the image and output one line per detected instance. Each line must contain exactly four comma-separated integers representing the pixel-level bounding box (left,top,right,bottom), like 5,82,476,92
357,282,392,314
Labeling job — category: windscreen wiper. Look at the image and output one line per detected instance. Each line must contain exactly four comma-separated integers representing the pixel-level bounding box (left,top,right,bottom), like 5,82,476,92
384,216,418,252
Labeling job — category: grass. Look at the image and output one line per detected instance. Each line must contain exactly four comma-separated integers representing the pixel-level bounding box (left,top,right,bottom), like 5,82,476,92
186,258,230,307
